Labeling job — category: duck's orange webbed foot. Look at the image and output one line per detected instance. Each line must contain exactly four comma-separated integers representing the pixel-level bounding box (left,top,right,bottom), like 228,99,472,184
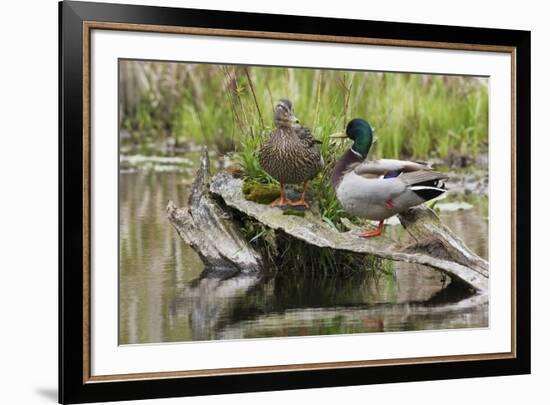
359,221,385,238
270,183,293,207
270,194,292,207
287,195,310,208
287,181,310,208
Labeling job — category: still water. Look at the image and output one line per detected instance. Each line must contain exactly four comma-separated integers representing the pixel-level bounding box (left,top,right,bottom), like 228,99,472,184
119,164,488,344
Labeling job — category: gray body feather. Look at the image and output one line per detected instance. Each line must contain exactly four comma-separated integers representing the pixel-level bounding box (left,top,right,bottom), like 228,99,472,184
334,157,447,220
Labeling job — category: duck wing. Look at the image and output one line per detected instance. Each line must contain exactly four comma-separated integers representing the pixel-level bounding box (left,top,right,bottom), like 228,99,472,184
353,159,432,178
355,169,448,206
398,170,448,185
295,126,322,148
295,125,324,171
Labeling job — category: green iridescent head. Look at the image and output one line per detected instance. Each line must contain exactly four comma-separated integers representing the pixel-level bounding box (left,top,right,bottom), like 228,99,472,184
345,118,374,157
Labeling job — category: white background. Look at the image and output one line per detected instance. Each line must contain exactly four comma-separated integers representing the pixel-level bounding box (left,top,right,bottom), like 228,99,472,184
0,0,544,404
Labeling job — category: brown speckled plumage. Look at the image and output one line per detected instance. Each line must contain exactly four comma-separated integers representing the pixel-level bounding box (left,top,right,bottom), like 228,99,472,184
259,125,323,184
259,99,323,208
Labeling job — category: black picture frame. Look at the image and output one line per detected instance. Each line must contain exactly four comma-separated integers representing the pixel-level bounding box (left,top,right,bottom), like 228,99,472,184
59,1,531,403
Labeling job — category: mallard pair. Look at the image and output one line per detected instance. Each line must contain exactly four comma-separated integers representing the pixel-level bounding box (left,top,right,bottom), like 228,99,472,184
259,101,447,237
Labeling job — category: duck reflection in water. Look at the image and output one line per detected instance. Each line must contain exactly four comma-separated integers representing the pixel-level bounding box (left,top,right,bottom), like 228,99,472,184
168,264,481,342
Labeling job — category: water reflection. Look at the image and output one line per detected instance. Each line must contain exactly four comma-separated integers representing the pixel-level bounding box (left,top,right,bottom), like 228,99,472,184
119,167,488,345
169,273,260,341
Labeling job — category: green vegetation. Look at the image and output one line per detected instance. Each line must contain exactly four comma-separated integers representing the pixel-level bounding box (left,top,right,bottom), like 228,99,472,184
120,61,488,275
120,61,488,160
243,217,385,276
242,180,280,204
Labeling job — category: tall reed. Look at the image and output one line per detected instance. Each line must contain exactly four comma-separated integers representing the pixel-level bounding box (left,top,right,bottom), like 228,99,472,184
120,61,488,160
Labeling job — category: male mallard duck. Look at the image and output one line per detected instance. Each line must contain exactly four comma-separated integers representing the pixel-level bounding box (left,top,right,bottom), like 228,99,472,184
259,99,323,208
331,118,448,237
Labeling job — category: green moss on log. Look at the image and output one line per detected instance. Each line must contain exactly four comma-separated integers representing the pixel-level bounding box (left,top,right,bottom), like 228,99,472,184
242,181,280,204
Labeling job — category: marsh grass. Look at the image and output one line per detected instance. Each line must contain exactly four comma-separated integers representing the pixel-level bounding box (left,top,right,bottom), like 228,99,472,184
120,62,488,159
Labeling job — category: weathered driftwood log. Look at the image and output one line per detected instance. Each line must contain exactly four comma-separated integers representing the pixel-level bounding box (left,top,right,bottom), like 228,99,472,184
209,172,488,293
166,150,263,274
167,150,488,295
398,208,489,279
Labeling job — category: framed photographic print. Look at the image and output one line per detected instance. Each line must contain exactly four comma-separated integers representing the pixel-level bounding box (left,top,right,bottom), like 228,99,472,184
59,0,531,403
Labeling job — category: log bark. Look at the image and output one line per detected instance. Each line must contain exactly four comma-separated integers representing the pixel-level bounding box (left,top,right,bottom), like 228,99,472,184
398,207,489,278
167,149,488,296
166,150,263,274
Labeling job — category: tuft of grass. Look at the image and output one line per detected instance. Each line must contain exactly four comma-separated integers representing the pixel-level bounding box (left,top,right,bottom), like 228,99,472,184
276,234,383,276
240,216,384,276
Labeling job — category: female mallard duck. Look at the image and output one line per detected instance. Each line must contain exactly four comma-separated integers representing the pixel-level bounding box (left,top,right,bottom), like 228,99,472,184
259,99,323,208
331,118,448,237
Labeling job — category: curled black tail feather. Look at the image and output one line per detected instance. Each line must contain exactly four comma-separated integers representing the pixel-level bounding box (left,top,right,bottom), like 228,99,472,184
410,179,446,201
